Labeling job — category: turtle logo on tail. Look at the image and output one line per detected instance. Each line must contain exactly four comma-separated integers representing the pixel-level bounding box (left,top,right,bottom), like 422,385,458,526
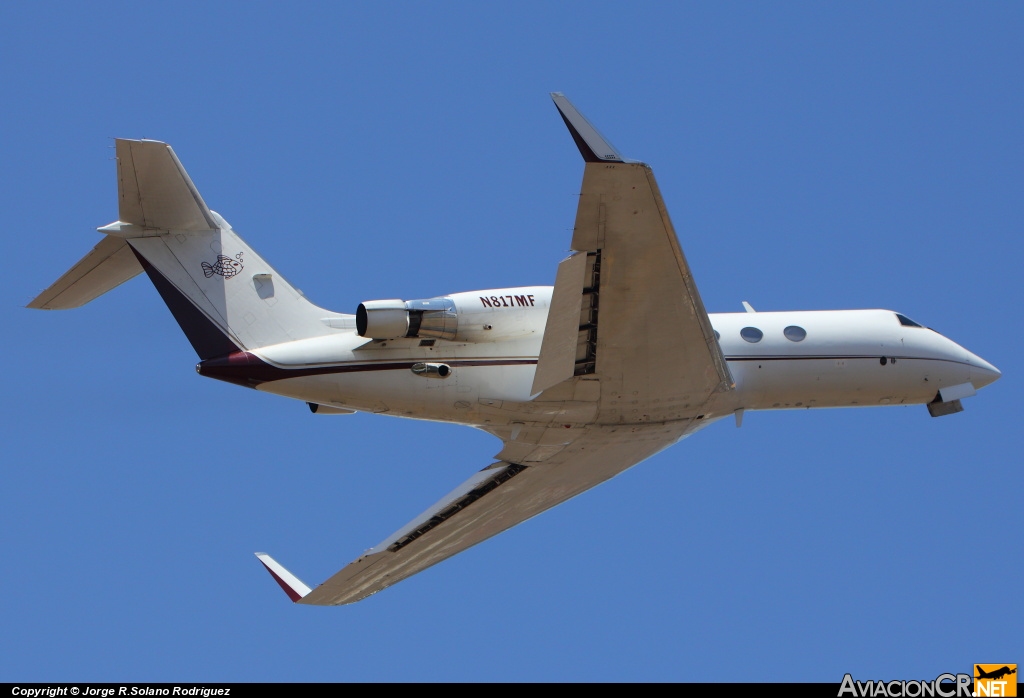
201,252,244,279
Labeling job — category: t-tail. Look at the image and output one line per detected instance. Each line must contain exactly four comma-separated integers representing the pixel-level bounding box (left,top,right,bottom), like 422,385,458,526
28,139,343,360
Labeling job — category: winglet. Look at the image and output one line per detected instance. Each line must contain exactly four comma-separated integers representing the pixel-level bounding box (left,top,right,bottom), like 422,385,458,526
550,93,626,163
255,553,312,602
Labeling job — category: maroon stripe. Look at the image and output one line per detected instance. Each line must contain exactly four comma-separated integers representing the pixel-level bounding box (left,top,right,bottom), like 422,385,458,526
197,351,537,386
725,355,970,365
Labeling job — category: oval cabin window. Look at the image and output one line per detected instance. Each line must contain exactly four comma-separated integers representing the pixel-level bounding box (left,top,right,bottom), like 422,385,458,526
740,327,763,343
784,325,807,342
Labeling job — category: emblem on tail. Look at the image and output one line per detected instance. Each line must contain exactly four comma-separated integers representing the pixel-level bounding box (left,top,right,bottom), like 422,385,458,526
201,252,244,279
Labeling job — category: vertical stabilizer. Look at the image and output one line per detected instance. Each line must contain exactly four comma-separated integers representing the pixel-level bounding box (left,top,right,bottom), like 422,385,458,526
116,139,344,356
125,221,339,356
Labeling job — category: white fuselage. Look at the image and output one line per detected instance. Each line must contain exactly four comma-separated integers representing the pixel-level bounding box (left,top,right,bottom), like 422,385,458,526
240,286,1000,429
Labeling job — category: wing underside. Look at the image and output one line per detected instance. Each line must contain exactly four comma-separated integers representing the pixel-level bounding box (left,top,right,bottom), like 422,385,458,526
268,421,695,606
534,94,732,416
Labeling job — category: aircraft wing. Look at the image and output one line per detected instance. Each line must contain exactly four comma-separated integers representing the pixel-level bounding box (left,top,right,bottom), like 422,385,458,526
257,95,732,605
258,420,695,605
533,94,732,418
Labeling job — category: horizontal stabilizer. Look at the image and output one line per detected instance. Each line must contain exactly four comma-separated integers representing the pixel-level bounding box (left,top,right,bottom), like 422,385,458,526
255,553,312,602
27,235,143,309
116,139,217,231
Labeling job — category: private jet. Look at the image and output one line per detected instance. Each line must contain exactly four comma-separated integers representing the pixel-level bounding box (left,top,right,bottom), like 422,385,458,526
28,94,1001,605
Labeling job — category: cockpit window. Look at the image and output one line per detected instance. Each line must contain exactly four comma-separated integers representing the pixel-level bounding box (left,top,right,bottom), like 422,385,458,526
895,313,923,328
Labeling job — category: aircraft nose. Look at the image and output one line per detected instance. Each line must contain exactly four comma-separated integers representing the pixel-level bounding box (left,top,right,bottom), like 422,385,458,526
968,353,1001,390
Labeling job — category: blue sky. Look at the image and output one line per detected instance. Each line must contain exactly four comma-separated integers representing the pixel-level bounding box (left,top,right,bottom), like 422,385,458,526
3,2,1021,682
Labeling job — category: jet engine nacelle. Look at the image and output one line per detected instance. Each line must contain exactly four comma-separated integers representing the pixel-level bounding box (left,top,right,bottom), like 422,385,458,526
356,299,412,338
356,287,550,343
